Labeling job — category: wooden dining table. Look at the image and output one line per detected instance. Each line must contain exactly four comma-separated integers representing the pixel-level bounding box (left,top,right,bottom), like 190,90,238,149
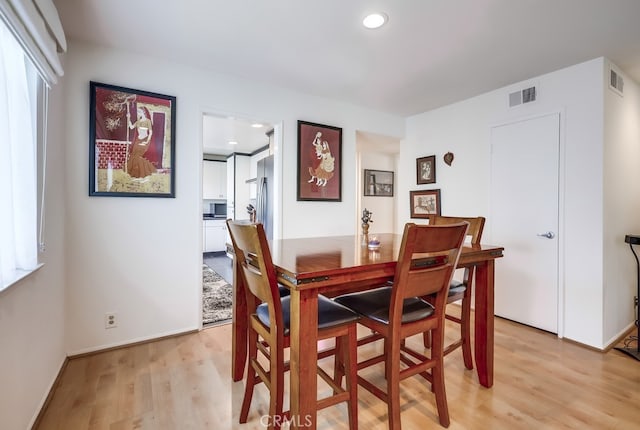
230,233,504,430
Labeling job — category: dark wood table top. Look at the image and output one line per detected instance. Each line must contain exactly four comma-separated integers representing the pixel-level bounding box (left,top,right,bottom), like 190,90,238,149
268,233,503,291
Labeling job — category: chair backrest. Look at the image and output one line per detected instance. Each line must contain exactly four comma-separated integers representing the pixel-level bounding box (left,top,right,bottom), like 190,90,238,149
429,215,485,286
428,215,485,245
226,220,284,332
389,222,468,324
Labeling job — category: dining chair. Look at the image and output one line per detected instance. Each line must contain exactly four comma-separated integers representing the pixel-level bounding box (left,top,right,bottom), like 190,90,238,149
334,222,468,429
425,215,485,370
226,220,360,430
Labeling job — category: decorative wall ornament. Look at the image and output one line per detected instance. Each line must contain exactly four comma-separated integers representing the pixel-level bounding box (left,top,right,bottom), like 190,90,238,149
444,152,454,166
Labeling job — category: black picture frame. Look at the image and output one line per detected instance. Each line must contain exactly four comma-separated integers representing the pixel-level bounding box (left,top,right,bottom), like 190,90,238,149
297,120,342,201
89,81,176,197
416,155,436,185
364,169,394,197
410,189,441,218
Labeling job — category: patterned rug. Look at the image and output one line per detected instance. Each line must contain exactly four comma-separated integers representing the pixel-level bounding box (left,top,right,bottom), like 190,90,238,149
203,264,233,325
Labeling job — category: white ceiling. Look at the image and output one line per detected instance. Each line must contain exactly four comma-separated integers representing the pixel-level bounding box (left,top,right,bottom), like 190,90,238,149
202,115,271,156
55,0,640,118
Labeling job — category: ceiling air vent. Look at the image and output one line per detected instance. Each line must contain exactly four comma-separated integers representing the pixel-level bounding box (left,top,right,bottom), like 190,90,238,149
609,68,624,96
509,86,537,107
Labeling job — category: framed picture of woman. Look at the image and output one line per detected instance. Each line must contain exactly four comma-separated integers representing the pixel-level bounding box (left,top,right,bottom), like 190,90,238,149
297,120,342,201
416,155,436,185
89,81,176,197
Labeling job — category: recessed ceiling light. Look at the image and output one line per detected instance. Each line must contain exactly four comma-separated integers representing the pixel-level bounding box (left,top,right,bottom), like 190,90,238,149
228,140,238,145
363,12,387,29
251,123,263,128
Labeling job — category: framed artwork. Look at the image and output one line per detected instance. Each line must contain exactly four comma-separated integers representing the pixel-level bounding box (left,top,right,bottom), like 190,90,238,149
410,189,441,218
416,155,436,184
89,81,176,197
364,169,394,197
297,120,342,201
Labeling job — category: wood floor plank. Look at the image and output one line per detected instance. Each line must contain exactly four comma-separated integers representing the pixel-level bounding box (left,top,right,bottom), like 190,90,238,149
34,313,640,430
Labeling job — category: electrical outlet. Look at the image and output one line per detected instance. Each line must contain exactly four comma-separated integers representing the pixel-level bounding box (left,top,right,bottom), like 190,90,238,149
104,312,118,329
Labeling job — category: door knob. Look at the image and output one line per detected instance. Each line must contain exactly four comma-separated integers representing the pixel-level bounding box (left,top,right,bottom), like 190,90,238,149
537,231,555,239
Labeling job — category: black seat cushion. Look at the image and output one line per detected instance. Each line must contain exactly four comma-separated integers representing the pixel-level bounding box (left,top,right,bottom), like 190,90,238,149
383,279,465,297
256,294,359,335
334,287,434,325
448,280,466,296
278,284,291,298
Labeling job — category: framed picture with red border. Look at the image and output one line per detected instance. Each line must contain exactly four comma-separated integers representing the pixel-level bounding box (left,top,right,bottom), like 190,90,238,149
297,120,342,201
89,81,176,197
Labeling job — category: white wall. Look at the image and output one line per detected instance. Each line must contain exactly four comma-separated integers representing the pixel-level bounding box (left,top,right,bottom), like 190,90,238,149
0,82,67,428
402,58,624,348
60,41,404,355
603,61,640,343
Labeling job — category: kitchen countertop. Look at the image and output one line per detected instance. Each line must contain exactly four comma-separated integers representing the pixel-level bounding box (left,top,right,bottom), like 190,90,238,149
203,214,227,220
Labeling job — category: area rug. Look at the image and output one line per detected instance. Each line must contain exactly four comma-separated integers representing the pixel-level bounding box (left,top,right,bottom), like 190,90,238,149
203,264,233,325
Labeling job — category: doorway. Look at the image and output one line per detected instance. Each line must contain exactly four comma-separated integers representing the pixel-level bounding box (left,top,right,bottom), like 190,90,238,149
489,112,560,333
355,131,401,235
201,113,279,327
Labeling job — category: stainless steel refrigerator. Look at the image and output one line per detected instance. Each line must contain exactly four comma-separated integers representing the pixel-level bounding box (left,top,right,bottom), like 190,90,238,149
256,155,274,240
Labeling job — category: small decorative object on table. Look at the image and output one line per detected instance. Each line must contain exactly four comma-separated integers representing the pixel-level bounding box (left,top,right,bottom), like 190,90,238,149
361,208,373,235
367,236,381,251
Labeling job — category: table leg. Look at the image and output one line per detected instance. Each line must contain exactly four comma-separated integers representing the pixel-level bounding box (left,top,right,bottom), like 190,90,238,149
289,288,318,430
474,259,495,388
231,255,247,382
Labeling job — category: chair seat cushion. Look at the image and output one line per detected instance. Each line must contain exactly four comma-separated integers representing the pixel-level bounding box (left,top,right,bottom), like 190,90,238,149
383,279,465,297
278,284,291,297
448,280,466,296
256,295,359,335
334,287,434,325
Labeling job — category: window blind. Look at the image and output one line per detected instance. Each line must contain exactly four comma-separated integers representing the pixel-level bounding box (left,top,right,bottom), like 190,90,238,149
0,0,66,85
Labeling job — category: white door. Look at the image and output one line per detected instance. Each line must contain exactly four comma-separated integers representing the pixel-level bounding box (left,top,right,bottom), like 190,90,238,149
490,113,560,333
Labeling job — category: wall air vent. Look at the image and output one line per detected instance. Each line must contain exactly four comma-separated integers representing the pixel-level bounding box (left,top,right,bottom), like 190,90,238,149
609,67,624,96
509,86,537,108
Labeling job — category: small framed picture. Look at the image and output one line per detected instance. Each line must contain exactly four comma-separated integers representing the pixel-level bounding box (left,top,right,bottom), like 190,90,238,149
89,81,176,197
297,120,342,201
416,155,436,184
410,189,441,218
363,169,394,197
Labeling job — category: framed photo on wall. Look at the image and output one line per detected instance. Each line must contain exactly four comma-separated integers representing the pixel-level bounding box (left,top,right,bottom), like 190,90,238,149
89,81,176,197
297,120,342,201
410,189,441,218
364,169,394,197
416,155,436,184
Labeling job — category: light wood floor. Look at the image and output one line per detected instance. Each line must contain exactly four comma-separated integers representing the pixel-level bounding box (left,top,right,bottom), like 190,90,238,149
35,312,640,430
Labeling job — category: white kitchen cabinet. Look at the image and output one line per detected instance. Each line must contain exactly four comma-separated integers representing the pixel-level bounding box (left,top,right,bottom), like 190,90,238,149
203,219,227,252
203,160,227,199
225,154,251,220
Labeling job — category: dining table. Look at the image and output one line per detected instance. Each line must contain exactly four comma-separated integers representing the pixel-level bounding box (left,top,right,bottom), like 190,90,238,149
230,233,504,430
